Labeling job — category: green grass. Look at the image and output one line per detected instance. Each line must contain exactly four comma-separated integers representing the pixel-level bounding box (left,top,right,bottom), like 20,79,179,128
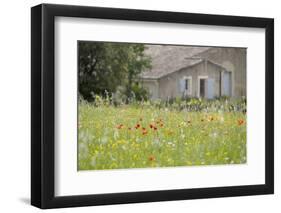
78,102,246,170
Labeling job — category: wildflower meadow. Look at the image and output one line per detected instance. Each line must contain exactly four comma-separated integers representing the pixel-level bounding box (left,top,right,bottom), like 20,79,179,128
78,96,247,170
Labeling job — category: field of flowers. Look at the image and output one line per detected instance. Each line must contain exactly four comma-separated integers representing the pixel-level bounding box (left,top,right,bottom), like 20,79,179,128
78,97,246,170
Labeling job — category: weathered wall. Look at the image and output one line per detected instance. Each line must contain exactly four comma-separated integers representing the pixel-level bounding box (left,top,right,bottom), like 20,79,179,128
196,48,246,97
141,79,159,100
157,61,222,99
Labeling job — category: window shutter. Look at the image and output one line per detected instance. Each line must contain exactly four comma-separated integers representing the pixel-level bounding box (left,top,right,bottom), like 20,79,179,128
179,79,185,93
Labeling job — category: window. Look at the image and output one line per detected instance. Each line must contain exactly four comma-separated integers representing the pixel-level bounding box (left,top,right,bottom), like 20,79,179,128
185,79,189,90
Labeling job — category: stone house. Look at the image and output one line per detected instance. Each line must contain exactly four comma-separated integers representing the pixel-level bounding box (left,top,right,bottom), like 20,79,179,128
139,45,246,100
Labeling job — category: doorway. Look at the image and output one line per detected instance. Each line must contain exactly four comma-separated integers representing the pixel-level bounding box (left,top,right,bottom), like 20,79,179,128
198,76,208,98
200,79,205,97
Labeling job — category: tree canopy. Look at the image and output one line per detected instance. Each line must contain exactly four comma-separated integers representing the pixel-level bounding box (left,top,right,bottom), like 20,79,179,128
78,41,151,101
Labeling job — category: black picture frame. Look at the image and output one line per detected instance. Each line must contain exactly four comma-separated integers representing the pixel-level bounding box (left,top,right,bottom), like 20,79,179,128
31,3,274,209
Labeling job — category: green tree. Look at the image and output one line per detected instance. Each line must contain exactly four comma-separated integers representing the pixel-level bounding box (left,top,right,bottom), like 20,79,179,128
78,41,151,101
125,44,151,103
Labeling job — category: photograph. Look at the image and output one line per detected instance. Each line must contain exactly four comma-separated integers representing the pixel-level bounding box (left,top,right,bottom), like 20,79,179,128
30,3,274,209
78,41,247,171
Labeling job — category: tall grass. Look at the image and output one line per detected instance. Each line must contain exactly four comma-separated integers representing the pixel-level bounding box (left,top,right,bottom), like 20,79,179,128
78,95,246,170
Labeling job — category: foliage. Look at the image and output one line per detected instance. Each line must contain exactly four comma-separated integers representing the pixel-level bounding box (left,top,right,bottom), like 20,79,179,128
78,41,151,101
130,83,150,101
90,93,247,113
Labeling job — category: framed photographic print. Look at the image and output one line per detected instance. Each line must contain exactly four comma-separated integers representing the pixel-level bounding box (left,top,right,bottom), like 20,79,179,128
31,3,274,209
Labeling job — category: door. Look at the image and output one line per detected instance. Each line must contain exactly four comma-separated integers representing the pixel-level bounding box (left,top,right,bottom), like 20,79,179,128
222,72,232,96
206,78,215,99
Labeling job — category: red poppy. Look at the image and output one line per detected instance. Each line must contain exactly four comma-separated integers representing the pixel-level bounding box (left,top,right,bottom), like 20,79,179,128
116,124,123,129
148,155,156,161
153,127,157,131
149,124,154,129
238,119,245,126
135,123,140,129
142,130,148,135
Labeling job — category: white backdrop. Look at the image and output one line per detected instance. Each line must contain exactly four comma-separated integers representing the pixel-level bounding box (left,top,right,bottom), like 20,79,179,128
0,0,279,212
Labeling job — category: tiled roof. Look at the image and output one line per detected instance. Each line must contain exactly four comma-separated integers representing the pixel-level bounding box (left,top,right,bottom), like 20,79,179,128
140,45,210,79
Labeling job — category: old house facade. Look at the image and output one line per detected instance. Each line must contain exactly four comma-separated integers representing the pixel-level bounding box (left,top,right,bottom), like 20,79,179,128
140,45,246,100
